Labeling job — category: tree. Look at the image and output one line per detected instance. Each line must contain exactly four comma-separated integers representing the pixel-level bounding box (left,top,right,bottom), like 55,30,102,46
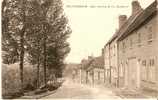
2,0,25,91
2,0,42,91
2,0,71,90
45,0,71,78
24,0,44,88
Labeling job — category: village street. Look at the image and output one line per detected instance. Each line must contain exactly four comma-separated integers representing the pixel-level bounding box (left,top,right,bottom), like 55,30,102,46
41,78,120,99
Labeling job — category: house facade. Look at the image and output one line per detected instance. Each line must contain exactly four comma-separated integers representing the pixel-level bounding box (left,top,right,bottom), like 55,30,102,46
104,44,110,83
90,56,105,85
117,0,158,91
103,15,127,87
79,56,105,85
103,0,158,91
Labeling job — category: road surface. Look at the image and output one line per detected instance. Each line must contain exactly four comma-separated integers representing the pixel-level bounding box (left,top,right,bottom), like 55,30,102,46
41,78,120,99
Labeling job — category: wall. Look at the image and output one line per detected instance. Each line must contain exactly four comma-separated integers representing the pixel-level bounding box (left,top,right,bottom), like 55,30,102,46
118,14,158,90
104,44,110,81
93,68,105,85
109,39,118,86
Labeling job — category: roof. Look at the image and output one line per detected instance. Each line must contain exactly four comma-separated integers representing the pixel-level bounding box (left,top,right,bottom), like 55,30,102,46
118,0,157,41
92,56,104,68
81,58,94,70
104,0,157,46
105,4,141,47
86,56,104,71
105,32,118,46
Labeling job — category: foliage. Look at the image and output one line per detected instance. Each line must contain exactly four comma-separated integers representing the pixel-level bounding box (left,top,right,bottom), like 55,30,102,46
2,63,36,95
2,0,71,94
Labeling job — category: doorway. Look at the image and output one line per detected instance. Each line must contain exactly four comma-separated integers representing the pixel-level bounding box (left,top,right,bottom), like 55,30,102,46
128,58,140,89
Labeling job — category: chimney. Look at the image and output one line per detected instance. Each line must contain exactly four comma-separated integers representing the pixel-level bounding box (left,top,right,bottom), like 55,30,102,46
131,0,143,15
119,15,127,28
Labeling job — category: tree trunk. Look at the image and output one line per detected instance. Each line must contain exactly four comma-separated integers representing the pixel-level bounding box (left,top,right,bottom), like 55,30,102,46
19,0,25,92
43,24,47,86
36,40,40,88
37,58,40,88
19,28,25,92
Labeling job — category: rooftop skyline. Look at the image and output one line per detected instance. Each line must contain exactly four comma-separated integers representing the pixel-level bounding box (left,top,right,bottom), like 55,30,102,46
63,0,154,63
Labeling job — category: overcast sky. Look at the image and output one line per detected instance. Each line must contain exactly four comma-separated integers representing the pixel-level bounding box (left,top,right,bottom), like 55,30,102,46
63,0,154,63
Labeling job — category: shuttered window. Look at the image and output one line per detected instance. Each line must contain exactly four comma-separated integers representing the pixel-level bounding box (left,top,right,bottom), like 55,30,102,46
148,59,156,83
141,58,156,83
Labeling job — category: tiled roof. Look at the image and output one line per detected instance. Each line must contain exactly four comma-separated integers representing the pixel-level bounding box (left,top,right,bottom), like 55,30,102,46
105,32,118,46
81,58,94,70
92,56,104,68
118,0,157,41
105,8,140,46
105,0,157,45
86,56,104,71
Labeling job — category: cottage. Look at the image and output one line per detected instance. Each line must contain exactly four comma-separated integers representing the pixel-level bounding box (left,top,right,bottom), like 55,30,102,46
87,56,105,85
103,0,158,91
117,0,158,91
79,55,105,85
103,15,127,87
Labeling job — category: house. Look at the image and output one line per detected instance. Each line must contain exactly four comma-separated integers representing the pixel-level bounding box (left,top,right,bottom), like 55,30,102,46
103,0,158,90
80,56,94,84
103,44,110,83
103,15,127,87
117,0,158,91
79,55,105,85
86,56,105,85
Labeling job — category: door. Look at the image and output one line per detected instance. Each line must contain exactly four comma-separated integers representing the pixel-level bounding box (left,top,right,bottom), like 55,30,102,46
128,58,140,89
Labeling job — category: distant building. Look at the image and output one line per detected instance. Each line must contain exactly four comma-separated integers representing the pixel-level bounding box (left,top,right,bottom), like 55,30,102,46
79,55,105,85
87,56,105,85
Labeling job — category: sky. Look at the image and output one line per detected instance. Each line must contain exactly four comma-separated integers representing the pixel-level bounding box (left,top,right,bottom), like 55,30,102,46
63,0,154,63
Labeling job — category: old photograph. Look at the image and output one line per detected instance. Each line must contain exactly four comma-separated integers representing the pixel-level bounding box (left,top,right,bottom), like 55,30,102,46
1,0,158,99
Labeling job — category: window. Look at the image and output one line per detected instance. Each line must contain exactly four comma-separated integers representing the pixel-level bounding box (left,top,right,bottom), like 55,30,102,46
148,59,156,82
119,64,124,77
148,33,153,43
130,38,133,49
141,58,156,83
126,38,128,48
98,71,100,80
141,60,147,80
147,26,153,44
122,42,125,53
142,60,146,66
138,33,141,46
148,26,152,33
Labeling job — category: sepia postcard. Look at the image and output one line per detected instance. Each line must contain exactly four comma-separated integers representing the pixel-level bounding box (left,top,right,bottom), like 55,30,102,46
1,0,158,99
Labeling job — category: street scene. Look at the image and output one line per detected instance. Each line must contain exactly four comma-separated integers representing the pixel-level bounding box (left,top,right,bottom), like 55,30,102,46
1,0,158,99
41,78,119,99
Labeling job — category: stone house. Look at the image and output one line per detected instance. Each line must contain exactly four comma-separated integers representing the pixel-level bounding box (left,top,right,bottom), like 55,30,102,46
86,56,105,85
117,0,158,91
103,0,158,91
79,56,94,84
79,55,105,85
104,44,110,83
103,15,127,87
